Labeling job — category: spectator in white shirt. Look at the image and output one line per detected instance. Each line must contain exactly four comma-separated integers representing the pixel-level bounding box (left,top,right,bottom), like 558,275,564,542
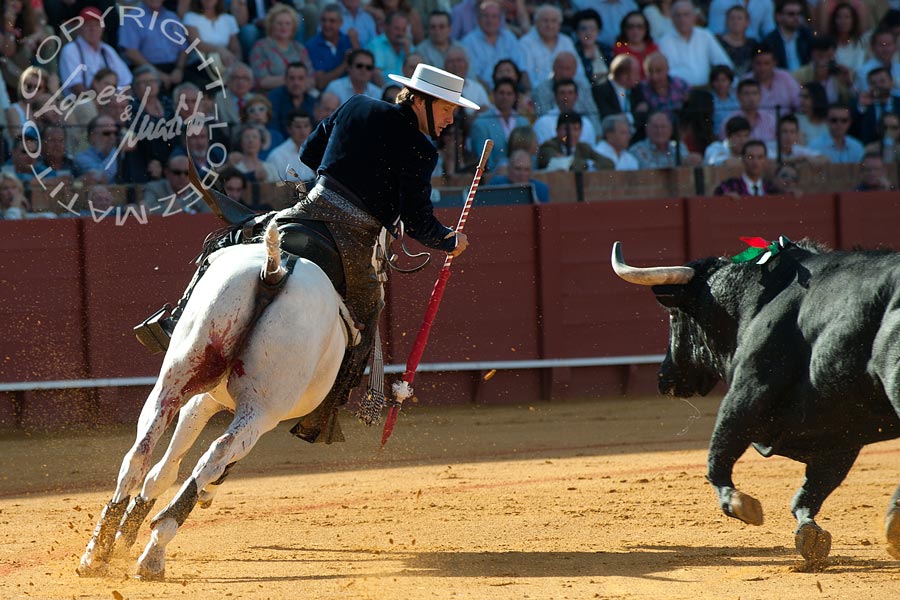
766,113,829,166
657,0,733,87
705,114,751,166
517,4,583,87
594,113,640,170
265,108,316,181
58,7,133,95
533,78,598,144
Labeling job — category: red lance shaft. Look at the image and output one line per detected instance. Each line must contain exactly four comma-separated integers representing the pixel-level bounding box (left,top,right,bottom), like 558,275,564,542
380,139,494,447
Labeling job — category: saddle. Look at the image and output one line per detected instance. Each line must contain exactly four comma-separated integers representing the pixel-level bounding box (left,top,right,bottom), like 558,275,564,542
275,220,346,297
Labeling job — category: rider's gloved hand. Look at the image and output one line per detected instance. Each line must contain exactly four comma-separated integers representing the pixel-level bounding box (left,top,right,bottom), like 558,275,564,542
446,231,468,257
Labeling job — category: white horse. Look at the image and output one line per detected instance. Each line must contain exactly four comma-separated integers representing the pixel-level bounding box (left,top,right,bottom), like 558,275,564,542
77,221,365,580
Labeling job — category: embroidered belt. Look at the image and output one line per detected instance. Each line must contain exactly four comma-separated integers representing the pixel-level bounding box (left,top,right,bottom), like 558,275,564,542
296,176,381,234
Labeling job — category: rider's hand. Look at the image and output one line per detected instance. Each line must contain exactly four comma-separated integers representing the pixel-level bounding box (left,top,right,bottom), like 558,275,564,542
447,231,468,257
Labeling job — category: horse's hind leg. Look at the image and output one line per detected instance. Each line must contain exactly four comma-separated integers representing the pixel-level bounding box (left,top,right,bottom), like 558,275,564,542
114,393,226,556
77,379,188,576
79,343,230,576
136,409,278,581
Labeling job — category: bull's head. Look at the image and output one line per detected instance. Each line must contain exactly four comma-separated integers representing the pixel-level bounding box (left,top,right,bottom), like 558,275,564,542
611,242,722,398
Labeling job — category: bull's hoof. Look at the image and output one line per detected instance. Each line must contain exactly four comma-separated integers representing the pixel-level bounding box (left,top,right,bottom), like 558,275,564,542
795,522,832,568
884,509,900,558
731,491,764,526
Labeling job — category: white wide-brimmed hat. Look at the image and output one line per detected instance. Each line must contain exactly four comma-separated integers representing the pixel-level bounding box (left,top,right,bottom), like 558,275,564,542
388,64,480,111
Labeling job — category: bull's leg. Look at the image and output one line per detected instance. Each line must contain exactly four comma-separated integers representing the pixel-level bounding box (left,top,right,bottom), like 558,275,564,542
791,449,859,569
136,409,278,581
113,393,226,556
706,393,766,527
78,381,188,576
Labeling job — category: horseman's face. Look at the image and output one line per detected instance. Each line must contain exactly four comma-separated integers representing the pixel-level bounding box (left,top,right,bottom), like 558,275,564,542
413,96,456,137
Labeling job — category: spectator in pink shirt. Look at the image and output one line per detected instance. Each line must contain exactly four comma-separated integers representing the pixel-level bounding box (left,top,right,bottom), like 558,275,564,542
742,43,801,115
721,78,777,141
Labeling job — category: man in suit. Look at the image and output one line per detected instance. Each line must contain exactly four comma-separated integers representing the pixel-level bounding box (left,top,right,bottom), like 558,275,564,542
714,139,779,197
215,62,257,128
592,54,647,136
853,67,900,144
762,0,813,71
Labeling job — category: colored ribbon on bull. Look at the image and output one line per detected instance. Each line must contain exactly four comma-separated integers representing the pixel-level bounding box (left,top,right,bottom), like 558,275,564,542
731,235,793,265
380,139,494,448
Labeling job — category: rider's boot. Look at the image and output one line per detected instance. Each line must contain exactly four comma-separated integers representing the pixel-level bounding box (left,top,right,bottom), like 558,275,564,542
133,219,270,354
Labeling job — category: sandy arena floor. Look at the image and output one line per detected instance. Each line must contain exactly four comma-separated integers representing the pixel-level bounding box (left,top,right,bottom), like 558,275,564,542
2,395,900,599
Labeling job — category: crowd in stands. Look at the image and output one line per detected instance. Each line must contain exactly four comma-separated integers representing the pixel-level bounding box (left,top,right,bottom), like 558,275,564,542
2,0,900,218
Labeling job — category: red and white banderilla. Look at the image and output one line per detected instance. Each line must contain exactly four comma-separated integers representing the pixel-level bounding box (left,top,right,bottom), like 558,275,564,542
381,139,494,447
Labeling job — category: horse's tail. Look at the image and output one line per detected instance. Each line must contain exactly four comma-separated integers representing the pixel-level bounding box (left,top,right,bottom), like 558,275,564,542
261,220,287,286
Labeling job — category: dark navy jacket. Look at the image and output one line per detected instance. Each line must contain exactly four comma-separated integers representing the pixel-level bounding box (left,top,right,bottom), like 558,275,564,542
300,95,456,252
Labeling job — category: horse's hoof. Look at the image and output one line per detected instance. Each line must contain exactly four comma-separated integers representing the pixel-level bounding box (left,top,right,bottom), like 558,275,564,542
198,498,213,509
135,566,165,582
795,522,832,567
884,509,900,558
77,545,109,577
75,558,108,578
731,491,764,526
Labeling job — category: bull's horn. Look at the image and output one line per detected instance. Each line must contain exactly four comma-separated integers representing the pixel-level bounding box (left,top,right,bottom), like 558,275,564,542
611,241,694,286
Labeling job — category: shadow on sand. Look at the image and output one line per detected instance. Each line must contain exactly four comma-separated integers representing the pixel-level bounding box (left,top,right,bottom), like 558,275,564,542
180,543,895,584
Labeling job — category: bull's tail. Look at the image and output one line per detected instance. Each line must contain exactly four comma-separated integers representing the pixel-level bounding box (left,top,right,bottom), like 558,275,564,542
261,221,287,286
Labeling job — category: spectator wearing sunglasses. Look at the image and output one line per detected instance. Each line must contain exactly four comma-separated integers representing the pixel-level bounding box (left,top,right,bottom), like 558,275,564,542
142,154,212,215
240,95,284,160
809,103,865,163
324,49,383,103
73,115,121,184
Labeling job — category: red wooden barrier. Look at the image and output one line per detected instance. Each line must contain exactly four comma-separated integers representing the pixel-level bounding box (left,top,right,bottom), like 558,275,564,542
0,220,90,429
384,206,543,406
838,191,900,249
0,192,890,429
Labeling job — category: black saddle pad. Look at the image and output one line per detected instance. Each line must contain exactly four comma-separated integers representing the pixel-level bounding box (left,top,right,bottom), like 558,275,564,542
276,222,346,296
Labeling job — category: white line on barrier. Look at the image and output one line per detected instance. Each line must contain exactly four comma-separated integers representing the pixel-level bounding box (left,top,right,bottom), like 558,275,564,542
0,355,665,392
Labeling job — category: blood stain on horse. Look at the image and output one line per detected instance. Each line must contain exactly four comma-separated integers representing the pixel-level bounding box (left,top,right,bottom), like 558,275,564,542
232,359,246,377
180,333,229,397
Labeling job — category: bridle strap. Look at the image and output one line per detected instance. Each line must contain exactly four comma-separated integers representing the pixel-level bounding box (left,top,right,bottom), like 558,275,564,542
424,95,438,140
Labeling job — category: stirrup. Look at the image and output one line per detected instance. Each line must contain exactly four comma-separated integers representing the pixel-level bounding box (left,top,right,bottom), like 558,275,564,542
134,305,175,354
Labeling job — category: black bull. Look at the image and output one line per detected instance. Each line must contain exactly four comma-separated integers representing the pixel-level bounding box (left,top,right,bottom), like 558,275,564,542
612,239,900,568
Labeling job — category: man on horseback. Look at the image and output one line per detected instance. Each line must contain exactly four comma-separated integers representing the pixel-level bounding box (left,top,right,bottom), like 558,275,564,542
135,64,478,443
